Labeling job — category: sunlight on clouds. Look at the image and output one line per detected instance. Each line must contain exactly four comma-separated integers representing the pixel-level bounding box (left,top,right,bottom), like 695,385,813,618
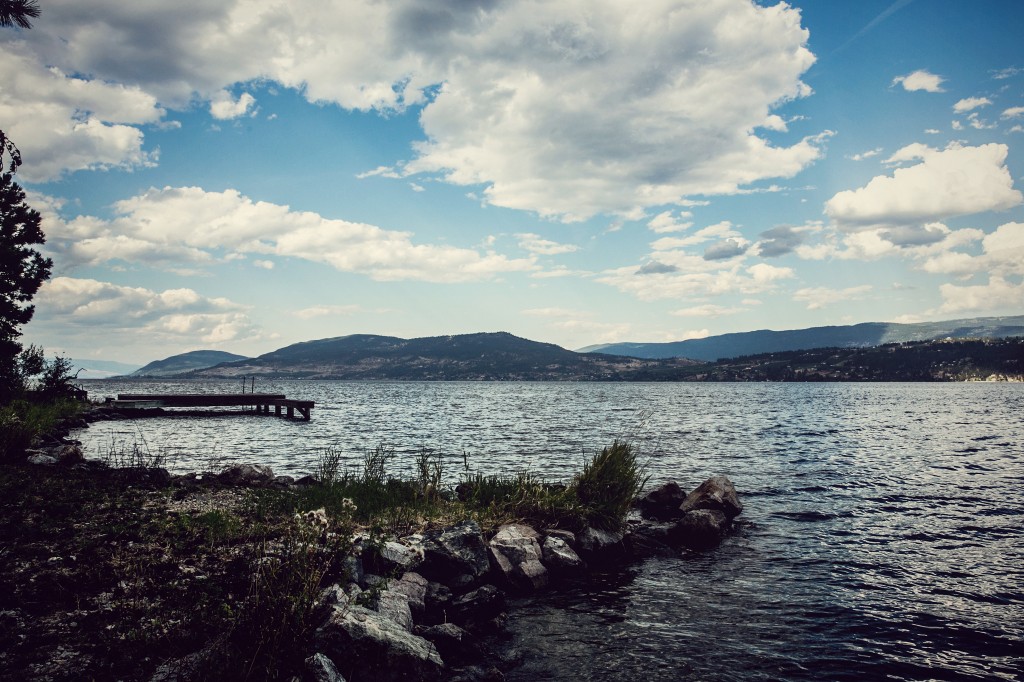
515,233,579,256
825,144,1022,228
210,90,256,119
793,285,873,310
939,276,1024,314
42,187,537,283
892,69,945,93
953,97,991,113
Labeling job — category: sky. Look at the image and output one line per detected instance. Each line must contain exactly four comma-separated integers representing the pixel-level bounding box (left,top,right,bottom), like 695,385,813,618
4,0,1024,364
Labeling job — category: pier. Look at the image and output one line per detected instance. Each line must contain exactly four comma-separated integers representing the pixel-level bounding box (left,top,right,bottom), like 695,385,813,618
106,393,315,421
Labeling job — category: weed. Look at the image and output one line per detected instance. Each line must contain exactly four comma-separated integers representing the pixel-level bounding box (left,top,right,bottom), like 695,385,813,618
570,439,649,531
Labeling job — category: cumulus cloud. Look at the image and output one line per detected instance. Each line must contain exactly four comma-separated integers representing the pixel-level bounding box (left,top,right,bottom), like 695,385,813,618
847,148,883,161
939,276,1024,314
33,276,259,344
210,90,256,119
793,285,873,310
601,261,792,301
42,186,537,282
635,260,679,275
1002,106,1024,119
16,0,823,220
892,69,945,92
0,43,163,181
825,143,1023,229
953,96,991,113
757,225,808,257
647,211,694,234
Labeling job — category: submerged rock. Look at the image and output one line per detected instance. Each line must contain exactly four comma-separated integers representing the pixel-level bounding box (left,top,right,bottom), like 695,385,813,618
577,527,626,559
679,475,743,520
672,509,730,550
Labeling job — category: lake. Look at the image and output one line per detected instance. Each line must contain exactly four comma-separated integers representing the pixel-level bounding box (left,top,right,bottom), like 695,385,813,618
75,380,1024,680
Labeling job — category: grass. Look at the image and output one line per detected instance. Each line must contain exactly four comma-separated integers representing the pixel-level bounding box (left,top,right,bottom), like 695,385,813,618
0,434,648,680
0,397,83,463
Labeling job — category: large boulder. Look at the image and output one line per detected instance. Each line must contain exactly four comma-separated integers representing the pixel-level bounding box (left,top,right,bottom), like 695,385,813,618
316,605,444,682
488,524,548,591
448,584,506,632
386,571,429,622
637,480,686,520
304,652,346,682
577,527,626,560
415,623,484,667
418,521,491,590
679,475,742,520
366,540,423,575
671,509,730,550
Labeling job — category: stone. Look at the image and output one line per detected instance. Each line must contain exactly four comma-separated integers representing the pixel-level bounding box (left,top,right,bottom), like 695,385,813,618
679,475,743,520
374,589,414,632
54,444,85,464
671,509,729,550
390,572,428,620
543,528,577,548
304,652,346,682
366,540,423,574
449,584,506,632
577,526,626,559
415,623,484,666
217,463,275,486
418,520,491,590
541,536,585,573
421,581,453,625
26,452,58,466
488,524,548,591
637,480,686,520
316,605,444,682
447,665,505,682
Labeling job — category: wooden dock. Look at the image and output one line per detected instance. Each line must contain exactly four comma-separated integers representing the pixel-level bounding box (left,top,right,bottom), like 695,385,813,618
107,393,315,421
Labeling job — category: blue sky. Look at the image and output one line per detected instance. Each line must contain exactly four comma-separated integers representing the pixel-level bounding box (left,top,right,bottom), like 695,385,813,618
4,0,1024,364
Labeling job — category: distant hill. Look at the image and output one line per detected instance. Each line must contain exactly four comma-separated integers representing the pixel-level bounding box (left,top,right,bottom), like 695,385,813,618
70,359,142,379
579,315,1024,361
192,332,698,380
131,350,251,377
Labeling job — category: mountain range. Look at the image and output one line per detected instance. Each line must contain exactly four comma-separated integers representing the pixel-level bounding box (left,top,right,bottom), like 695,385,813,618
579,315,1024,361
130,350,250,377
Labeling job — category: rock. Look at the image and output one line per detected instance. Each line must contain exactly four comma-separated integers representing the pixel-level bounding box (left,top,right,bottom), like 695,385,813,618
390,572,428,620
217,463,275,486
26,452,58,466
422,581,453,625
316,605,444,682
679,475,742,520
273,475,295,487
449,584,506,632
541,536,585,574
577,526,626,559
343,553,365,587
415,623,484,666
419,520,491,590
366,540,423,574
671,509,730,549
447,665,505,682
488,524,548,591
54,444,85,464
543,528,577,548
304,652,346,682
374,588,414,632
637,480,686,520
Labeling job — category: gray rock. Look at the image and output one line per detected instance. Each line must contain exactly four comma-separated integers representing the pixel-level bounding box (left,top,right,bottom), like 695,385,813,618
672,509,730,549
415,623,484,666
679,475,743,520
304,652,346,682
316,605,444,682
637,480,686,520
577,526,626,558
450,584,506,631
375,589,414,632
419,520,491,590
369,540,423,574
541,536,585,573
422,581,453,625
390,572,428,620
543,528,577,548
217,463,275,486
488,524,548,590
54,444,85,464
26,452,58,466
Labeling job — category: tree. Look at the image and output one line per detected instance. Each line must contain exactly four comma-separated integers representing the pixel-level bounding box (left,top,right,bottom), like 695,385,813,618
0,173,52,401
0,0,40,29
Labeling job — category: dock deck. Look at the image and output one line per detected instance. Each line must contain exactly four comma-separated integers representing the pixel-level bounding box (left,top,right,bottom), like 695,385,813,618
108,393,315,420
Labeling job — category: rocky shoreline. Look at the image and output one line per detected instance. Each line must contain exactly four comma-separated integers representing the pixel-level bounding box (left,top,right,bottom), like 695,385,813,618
8,409,743,681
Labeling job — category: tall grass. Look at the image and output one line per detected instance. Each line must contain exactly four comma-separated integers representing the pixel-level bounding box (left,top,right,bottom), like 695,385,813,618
570,439,648,531
0,398,82,463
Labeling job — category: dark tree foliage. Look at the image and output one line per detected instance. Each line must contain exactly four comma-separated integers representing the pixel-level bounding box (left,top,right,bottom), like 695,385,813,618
0,174,53,401
0,0,40,29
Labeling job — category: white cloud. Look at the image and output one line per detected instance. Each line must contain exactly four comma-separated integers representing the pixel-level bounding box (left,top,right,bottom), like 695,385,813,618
293,304,362,319
33,276,259,344
847,147,883,161
17,0,823,221
253,259,274,270
793,284,873,310
671,304,746,317
647,211,694,234
939,276,1024,314
42,186,537,282
1001,106,1024,119
892,69,945,93
652,221,739,250
516,233,579,256
953,96,991,113
599,260,792,301
210,90,256,119
0,44,163,181
825,143,1023,229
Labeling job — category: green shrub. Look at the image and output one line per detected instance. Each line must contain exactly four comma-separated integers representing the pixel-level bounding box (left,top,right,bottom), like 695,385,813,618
570,439,648,531
0,397,81,463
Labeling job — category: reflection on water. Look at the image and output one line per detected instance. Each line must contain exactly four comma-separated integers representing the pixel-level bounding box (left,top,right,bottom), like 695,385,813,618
76,381,1024,680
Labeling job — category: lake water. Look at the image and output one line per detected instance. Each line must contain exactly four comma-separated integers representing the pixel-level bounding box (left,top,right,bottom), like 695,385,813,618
76,380,1024,680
